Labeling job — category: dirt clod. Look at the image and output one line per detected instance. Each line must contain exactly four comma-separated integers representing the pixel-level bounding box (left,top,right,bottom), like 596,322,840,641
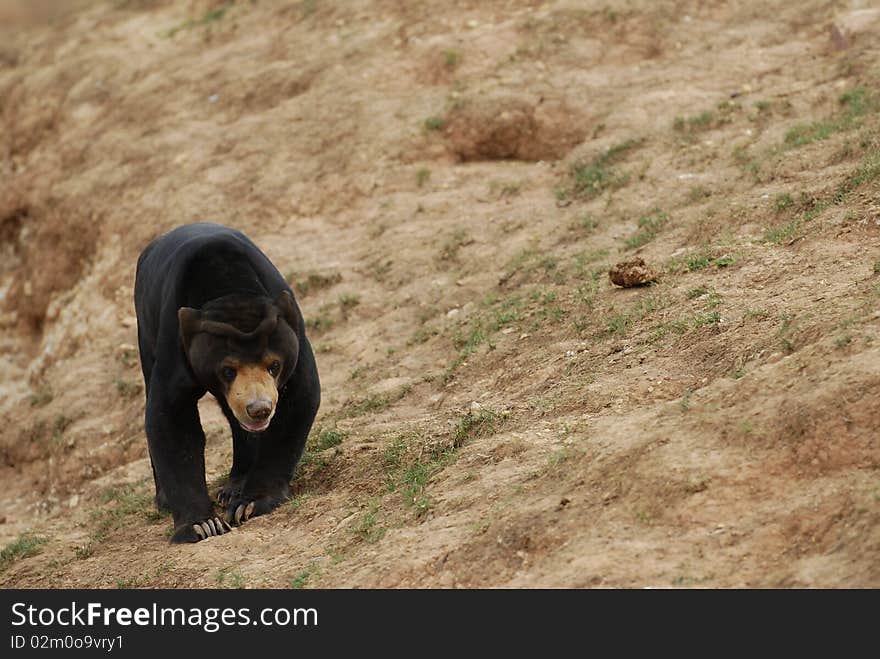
608,258,658,287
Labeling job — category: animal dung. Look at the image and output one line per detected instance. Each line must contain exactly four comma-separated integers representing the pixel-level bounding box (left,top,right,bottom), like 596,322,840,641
608,258,658,287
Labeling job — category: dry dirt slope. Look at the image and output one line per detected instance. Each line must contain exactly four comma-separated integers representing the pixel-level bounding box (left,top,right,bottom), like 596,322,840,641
1,0,879,588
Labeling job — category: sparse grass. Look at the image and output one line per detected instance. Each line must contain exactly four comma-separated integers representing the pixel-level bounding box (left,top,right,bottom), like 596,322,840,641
679,390,692,411
114,377,141,398
424,116,444,131
452,408,505,447
624,209,668,250
290,568,315,589
118,346,139,366
343,385,410,419
77,484,160,558
162,1,233,37
686,185,712,203
1,533,49,573
416,168,431,187
216,567,245,589
490,180,522,198
116,575,147,589
546,447,572,468
353,499,386,543
764,218,801,244
311,427,346,451
683,477,710,494
298,0,318,16
286,493,312,512
576,213,598,233
438,228,470,261
765,151,880,243
673,110,715,135
774,193,794,213
383,412,505,515
443,49,460,69
573,249,609,276
287,270,342,296
52,414,72,442
778,313,796,354
28,387,53,407
338,293,360,314
344,393,390,418
443,291,536,380
784,87,877,148
603,293,669,337
408,325,439,345
652,308,722,340
672,247,734,272
564,139,642,200
305,313,334,332
691,311,721,328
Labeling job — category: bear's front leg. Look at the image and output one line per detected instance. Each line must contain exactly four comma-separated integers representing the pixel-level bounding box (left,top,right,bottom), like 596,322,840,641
216,425,258,508
224,387,317,526
145,387,232,543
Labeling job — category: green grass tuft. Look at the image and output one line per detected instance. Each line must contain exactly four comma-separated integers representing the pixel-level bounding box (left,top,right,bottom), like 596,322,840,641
625,209,668,249
0,534,48,573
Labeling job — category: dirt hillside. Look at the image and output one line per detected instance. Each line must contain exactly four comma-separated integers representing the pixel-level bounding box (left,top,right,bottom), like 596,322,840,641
1,0,879,588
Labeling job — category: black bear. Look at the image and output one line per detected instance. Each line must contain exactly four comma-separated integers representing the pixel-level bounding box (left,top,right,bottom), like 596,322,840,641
134,223,320,543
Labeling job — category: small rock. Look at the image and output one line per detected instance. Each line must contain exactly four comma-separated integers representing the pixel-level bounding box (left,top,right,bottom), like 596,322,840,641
609,258,658,288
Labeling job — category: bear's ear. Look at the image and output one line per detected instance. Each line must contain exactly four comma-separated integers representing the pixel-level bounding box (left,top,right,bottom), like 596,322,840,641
274,290,301,335
178,307,202,353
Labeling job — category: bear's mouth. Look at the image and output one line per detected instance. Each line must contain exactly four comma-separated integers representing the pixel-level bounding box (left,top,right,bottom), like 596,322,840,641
240,417,272,433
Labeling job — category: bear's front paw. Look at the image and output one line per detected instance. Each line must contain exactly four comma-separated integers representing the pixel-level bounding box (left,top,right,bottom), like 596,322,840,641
217,480,244,507
224,496,281,526
170,516,232,544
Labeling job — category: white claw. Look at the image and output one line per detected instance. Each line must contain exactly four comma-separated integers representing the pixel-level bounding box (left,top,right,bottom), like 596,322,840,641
235,505,244,524
193,524,206,540
201,522,212,537
207,519,217,535
245,501,255,519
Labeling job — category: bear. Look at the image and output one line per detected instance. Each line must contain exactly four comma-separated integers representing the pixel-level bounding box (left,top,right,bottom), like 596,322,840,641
134,222,320,543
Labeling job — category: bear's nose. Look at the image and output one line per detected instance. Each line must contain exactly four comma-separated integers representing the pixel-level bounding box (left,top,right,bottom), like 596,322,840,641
246,400,272,421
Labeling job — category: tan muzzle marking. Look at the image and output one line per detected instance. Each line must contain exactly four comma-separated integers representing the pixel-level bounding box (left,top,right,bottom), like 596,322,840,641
227,364,278,432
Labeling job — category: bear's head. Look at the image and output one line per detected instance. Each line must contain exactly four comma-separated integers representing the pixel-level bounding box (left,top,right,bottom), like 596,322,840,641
177,291,300,433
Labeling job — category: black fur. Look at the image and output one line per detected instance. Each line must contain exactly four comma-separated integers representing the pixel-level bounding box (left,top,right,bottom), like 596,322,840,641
134,223,320,543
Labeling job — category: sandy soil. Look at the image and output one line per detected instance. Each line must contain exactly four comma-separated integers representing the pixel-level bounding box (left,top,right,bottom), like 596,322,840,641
1,0,879,588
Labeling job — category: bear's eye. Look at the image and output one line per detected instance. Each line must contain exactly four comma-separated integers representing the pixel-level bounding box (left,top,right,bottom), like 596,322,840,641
268,360,281,377
220,366,237,381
